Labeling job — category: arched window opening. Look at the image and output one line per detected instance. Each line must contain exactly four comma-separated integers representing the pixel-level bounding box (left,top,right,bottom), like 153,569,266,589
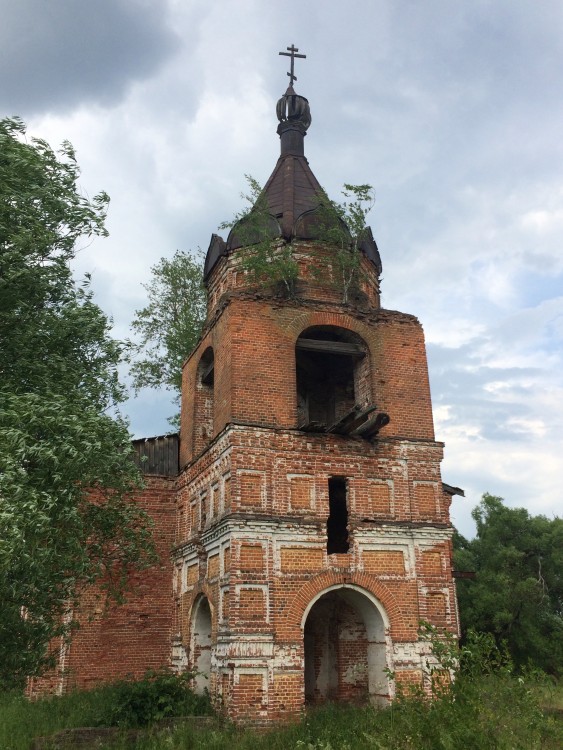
327,477,349,554
303,588,389,707
295,326,389,438
191,596,212,695
193,347,214,455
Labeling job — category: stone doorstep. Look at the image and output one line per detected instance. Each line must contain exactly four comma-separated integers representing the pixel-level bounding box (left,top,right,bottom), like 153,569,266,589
31,716,217,750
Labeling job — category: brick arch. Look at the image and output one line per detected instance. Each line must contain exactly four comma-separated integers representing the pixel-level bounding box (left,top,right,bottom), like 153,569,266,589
293,316,376,425
188,589,214,695
181,330,215,464
180,583,217,645
284,309,376,345
281,570,417,642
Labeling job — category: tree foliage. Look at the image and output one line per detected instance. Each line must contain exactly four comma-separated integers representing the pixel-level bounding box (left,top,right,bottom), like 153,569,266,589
0,117,154,688
454,493,563,676
220,177,375,303
128,250,206,424
314,183,375,302
219,175,299,296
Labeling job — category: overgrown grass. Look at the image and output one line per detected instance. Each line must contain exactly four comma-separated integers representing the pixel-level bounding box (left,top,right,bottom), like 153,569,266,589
1,635,562,750
90,677,563,750
108,674,563,750
0,670,212,750
2,675,561,750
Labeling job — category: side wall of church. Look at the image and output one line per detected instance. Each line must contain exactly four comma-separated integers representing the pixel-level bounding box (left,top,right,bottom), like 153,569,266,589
28,477,176,696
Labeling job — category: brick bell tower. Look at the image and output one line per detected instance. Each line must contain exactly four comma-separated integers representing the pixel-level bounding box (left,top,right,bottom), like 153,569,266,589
173,49,461,722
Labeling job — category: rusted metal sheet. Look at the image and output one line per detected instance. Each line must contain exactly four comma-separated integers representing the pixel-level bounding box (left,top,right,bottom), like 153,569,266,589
132,433,179,477
442,483,465,497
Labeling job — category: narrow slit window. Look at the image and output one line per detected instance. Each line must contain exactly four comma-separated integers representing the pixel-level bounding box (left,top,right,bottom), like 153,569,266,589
327,477,349,554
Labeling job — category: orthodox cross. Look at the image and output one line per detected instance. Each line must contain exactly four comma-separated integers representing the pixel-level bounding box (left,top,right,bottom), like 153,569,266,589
279,44,306,86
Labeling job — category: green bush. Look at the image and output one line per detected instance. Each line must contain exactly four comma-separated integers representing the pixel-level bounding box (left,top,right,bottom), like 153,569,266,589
96,669,213,728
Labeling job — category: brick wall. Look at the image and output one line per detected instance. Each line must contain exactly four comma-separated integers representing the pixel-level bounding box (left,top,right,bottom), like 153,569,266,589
39,233,460,723
30,477,176,695
173,424,459,720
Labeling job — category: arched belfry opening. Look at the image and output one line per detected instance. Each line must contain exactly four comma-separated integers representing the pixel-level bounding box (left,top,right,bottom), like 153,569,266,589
190,596,212,695
295,326,371,431
303,586,390,707
193,347,214,455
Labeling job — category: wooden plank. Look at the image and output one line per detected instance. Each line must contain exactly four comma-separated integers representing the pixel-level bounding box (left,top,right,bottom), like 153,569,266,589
298,420,327,433
337,404,378,434
327,405,361,433
132,434,179,476
295,338,366,356
353,412,390,438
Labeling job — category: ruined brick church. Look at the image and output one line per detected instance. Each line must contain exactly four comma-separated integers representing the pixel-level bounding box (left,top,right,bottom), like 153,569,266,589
32,53,462,722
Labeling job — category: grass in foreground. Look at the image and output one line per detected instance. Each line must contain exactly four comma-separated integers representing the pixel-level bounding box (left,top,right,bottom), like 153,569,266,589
0,670,212,750
112,675,563,750
1,631,562,750
1,675,561,750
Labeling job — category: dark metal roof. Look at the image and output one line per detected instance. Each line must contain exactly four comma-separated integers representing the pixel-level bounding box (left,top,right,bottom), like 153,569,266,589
132,433,179,477
203,234,226,279
261,150,324,239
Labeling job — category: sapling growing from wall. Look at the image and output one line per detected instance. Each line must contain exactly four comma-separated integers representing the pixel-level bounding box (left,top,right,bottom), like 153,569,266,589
313,183,375,303
219,175,299,296
221,177,375,304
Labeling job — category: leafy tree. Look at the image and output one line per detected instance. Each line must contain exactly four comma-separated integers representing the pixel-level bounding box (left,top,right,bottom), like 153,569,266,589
314,183,375,303
220,177,375,303
0,117,154,688
219,175,299,296
128,250,206,426
454,493,563,676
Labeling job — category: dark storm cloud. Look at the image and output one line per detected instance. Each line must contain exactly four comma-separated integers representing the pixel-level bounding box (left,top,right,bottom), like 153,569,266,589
0,0,180,116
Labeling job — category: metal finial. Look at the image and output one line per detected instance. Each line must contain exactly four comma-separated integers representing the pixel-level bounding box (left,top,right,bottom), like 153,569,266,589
279,44,306,86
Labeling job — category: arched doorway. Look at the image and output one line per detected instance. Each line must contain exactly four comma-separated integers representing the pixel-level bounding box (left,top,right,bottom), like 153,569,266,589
191,596,212,695
303,586,389,706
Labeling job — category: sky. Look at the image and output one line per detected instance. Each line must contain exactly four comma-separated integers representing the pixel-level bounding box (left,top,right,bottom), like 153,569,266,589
3,0,562,537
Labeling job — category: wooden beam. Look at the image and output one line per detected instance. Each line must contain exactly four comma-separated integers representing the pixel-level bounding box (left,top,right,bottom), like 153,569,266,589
353,412,390,438
298,420,327,433
327,405,361,434
296,338,366,357
336,404,378,434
